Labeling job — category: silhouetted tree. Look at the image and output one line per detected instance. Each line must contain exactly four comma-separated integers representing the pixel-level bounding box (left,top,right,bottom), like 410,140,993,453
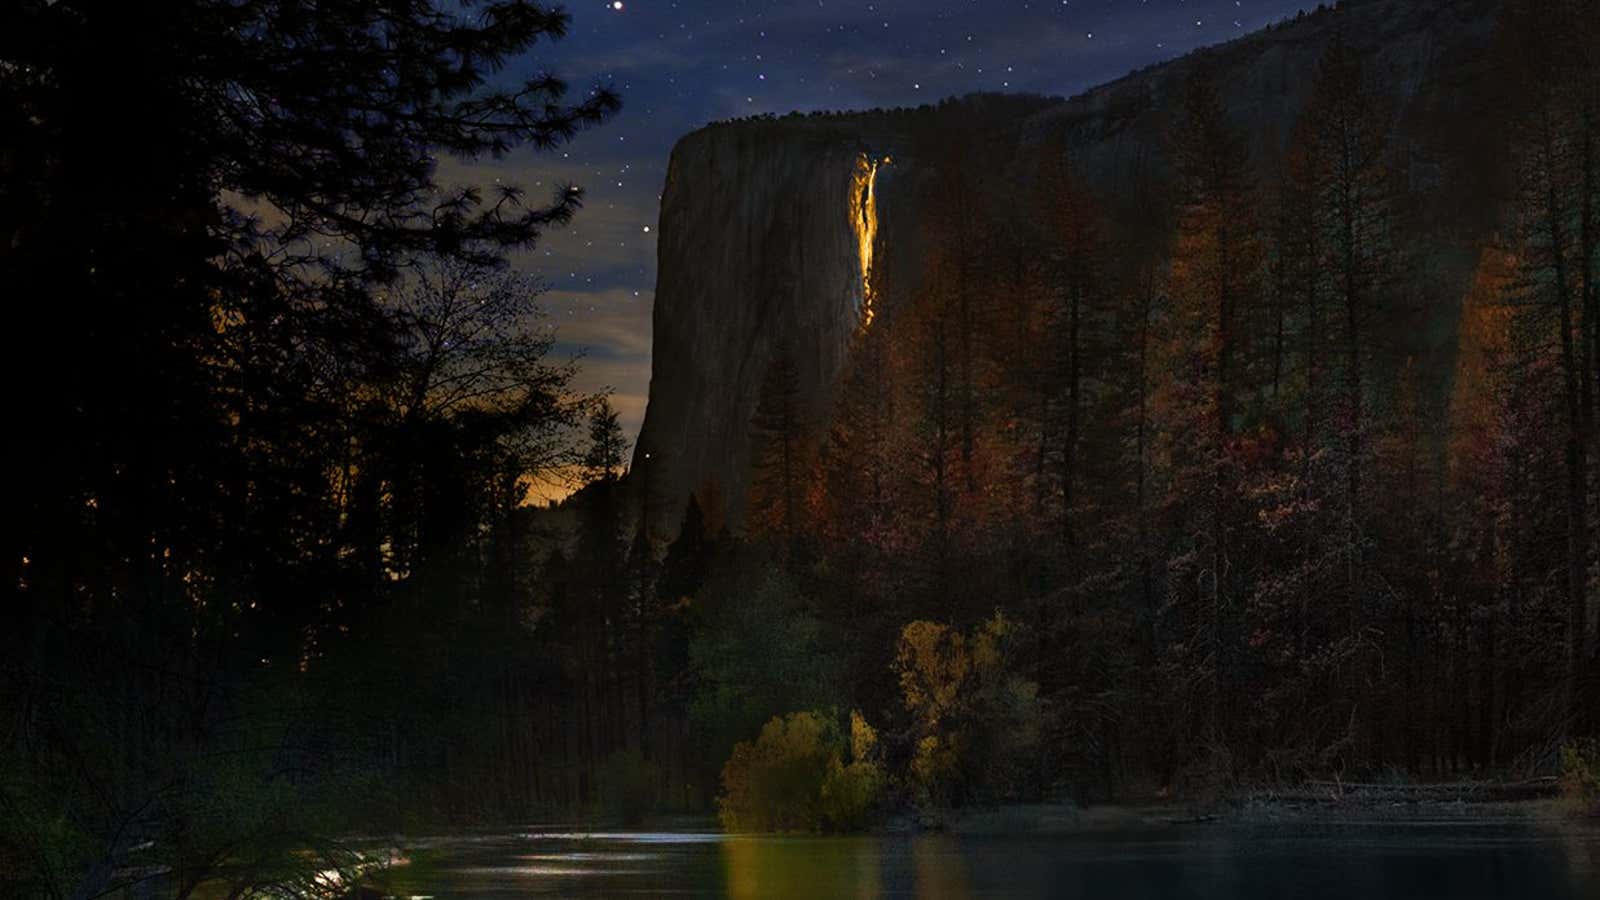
0,0,615,891
585,398,630,483
1161,66,1263,752
746,352,809,559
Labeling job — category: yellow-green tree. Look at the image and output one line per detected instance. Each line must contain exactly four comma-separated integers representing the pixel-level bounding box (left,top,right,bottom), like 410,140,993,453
717,710,883,832
895,612,1043,806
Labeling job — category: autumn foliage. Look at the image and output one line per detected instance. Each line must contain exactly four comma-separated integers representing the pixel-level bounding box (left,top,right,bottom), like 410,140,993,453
714,9,1600,803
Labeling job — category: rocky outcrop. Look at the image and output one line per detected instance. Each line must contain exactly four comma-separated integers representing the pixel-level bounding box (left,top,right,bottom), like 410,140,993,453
631,125,870,527
632,0,1505,529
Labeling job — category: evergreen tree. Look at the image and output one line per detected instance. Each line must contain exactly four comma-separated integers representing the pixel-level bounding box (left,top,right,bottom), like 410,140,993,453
660,496,714,610
1036,145,1106,555
746,351,809,559
1160,66,1263,753
1300,33,1394,579
1503,0,1595,721
585,398,630,483
0,1,615,890
626,524,661,760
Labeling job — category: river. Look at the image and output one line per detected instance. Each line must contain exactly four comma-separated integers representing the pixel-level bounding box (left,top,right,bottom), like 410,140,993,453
367,820,1600,898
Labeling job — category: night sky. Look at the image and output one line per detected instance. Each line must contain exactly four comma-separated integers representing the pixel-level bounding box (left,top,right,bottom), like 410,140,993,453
484,0,1320,448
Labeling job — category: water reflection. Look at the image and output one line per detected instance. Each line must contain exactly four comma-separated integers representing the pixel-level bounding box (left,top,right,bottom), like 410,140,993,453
362,822,1600,899
1546,819,1600,884
910,834,970,899
723,835,882,899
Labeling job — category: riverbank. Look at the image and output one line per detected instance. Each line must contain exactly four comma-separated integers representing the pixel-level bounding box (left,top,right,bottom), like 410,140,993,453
896,778,1575,835
1229,777,1569,824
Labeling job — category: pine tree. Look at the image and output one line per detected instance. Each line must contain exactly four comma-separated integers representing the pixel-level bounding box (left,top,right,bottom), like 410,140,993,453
1169,67,1260,442
816,302,911,691
905,276,961,602
925,149,993,494
626,524,661,759
1502,0,1594,719
585,399,630,483
1037,145,1105,553
1162,66,1263,748
1300,34,1394,586
746,351,809,559
571,474,629,783
0,1,616,890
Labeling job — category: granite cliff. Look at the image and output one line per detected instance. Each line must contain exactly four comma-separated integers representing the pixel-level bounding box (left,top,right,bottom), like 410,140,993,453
631,0,1505,528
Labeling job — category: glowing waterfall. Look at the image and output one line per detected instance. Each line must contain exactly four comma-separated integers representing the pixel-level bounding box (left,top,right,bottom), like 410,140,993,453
850,154,886,329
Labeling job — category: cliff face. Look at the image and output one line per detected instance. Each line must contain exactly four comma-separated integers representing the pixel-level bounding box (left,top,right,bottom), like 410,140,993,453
633,127,873,523
632,0,1504,527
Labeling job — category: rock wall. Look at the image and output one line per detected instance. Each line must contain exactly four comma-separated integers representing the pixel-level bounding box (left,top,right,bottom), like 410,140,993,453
631,0,1505,529
631,125,875,526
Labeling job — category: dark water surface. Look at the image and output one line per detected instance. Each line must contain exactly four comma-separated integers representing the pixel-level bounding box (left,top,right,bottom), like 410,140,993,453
369,820,1600,898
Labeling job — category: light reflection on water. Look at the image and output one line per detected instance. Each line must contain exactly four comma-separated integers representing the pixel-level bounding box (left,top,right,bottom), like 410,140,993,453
370,822,1600,899
516,830,724,843
515,852,657,861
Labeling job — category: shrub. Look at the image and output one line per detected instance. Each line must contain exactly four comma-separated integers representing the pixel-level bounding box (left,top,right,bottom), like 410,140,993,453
717,710,884,832
1173,742,1236,806
1560,739,1600,816
819,713,885,830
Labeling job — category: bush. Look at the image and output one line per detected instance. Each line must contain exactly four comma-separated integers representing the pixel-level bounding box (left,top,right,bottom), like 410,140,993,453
1560,740,1600,816
718,712,832,832
1172,742,1236,806
819,713,885,831
717,710,884,832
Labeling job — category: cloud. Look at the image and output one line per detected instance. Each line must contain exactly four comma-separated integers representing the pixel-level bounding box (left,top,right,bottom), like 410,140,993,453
540,284,654,440
547,287,653,357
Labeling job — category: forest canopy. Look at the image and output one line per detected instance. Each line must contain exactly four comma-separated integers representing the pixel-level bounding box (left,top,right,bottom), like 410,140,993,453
8,0,1600,894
